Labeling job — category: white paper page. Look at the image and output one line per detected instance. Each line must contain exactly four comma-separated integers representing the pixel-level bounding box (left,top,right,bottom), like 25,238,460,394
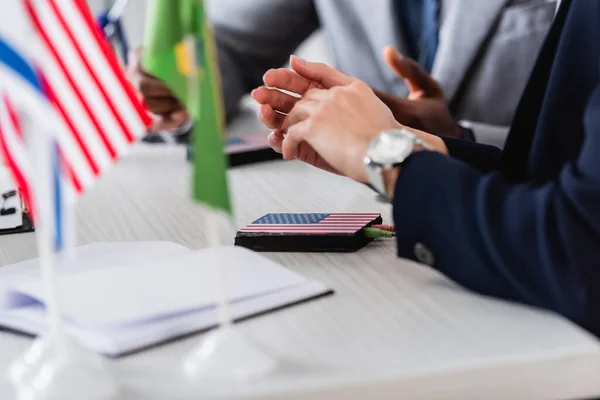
11,246,309,329
0,280,330,356
0,241,190,309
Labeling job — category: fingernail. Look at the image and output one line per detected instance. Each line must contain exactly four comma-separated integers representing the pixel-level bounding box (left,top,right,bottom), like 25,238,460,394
290,55,306,64
262,70,272,83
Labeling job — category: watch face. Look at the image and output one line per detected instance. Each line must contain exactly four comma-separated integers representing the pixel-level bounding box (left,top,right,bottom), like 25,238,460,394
367,129,416,165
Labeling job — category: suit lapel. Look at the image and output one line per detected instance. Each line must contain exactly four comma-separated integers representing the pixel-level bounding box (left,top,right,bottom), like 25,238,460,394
350,0,509,99
501,0,572,182
432,0,509,104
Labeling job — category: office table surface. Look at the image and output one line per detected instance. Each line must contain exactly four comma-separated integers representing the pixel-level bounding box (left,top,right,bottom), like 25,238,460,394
1,144,600,400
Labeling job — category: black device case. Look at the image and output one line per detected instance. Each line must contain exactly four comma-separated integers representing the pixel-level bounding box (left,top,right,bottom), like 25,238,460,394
235,214,383,253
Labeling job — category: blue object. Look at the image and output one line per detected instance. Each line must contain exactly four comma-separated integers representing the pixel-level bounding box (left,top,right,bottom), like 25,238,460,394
252,213,331,225
225,137,245,146
392,0,600,337
395,0,439,72
0,38,41,91
52,142,63,252
97,12,129,65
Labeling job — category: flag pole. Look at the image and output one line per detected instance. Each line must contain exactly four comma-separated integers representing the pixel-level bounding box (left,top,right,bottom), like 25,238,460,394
142,0,276,379
103,0,130,39
27,127,66,343
107,0,130,21
62,185,77,268
205,210,233,329
181,30,276,380
0,96,65,340
184,35,233,330
10,126,119,400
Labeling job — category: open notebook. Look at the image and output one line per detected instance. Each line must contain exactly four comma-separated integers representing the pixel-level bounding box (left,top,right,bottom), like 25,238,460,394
0,242,332,357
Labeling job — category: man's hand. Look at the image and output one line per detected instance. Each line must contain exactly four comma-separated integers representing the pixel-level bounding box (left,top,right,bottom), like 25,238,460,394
252,49,460,138
251,55,356,130
127,49,190,132
268,79,448,184
378,46,459,138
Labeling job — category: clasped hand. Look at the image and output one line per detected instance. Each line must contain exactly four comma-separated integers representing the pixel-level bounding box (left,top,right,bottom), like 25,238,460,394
252,48,449,184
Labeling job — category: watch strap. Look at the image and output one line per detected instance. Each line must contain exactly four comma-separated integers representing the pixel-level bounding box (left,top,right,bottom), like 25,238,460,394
365,161,386,199
364,129,427,202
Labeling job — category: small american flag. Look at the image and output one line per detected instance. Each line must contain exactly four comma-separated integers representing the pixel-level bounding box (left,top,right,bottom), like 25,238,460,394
24,0,152,193
238,213,381,235
0,0,150,249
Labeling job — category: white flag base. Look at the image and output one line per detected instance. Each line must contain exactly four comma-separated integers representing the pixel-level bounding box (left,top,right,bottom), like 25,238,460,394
9,334,119,400
182,327,277,381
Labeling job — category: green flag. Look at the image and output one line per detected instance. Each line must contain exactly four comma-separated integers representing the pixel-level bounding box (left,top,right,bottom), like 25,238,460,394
143,0,231,214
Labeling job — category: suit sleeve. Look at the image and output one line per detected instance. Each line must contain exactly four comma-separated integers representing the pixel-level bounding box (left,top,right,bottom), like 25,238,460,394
211,0,319,119
463,120,510,149
441,137,503,173
393,88,600,334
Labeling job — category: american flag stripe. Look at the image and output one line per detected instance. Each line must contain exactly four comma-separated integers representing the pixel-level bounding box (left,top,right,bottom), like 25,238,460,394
28,1,125,158
239,231,368,234
243,223,373,226
0,96,29,178
36,46,110,178
241,222,377,227
5,97,23,139
1,93,80,206
53,0,140,141
66,162,82,194
25,5,113,183
48,0,135,145
0,26,47,215
39,73,97,188
58,0,149,135
239,227,371,232
25,1,121,159
70,0,150,126
240,226,369,230
23,0,151,193
0,96,31,213
319,214,381,217
239,229,368,235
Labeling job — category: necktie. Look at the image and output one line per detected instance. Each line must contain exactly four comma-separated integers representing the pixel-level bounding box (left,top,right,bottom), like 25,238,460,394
395,0,440,72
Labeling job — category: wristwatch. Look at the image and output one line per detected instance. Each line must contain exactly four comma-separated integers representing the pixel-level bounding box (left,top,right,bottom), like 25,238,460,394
363,129,432,202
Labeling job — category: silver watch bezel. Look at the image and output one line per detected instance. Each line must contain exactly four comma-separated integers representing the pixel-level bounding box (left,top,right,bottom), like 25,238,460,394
364,129,431,200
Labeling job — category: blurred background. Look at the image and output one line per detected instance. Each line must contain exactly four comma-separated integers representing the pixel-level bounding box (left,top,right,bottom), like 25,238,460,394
87,0,333,120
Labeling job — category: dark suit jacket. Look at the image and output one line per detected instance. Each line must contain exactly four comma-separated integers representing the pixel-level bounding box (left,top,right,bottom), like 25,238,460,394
393,0,600,336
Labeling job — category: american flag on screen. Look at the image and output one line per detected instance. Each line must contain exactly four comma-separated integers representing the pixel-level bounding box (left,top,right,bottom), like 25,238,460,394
238,213,381,235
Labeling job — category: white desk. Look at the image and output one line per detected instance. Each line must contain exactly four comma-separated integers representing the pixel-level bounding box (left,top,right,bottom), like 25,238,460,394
1,145,600,399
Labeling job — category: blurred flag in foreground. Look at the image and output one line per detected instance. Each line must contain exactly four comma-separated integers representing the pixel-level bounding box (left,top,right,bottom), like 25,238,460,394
24,0,152,192
143,0,231,214
0,0,152,247
0,94,31,216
